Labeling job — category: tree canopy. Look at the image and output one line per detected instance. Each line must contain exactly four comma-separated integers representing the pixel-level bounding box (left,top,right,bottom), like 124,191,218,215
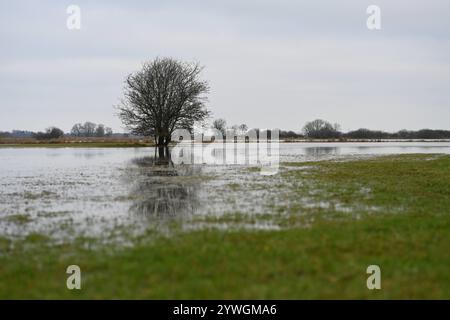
303,119,341,139
117,57,210,146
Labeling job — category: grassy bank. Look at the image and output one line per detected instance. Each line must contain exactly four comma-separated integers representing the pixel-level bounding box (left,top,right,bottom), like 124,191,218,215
0,154,449,299
0,142,152,148
0,137,155,148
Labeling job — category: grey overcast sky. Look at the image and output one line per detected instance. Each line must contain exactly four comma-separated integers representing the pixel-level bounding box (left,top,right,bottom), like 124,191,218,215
1,0,449,133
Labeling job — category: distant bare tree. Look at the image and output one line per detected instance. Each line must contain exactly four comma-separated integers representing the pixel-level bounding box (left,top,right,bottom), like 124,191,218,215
238,124,248,134
303,119,341,139
71,122,112,137
333,123,341,132
95,124,105,137
34,127,64,140
105,127,113,136
71,123,83,137
117,57,210,146
83,122,97,137
231,124,240,136
212,118,227,137
47,127,64,139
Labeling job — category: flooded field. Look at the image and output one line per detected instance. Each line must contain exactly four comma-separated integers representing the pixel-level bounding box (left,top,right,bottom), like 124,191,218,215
1,142,450,242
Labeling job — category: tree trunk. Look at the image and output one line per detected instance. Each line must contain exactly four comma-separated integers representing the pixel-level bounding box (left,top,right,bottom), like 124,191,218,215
156,135,171,146
157,135,165,146
158,145,165,158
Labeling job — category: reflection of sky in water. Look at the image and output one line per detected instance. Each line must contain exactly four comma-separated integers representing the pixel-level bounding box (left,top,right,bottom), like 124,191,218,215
0,143,449,241
278,142,450,162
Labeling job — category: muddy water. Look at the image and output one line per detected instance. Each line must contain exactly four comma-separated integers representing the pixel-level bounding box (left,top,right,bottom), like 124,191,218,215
1,142,449,241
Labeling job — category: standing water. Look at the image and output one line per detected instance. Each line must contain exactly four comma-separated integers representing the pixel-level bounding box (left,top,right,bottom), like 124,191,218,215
1,142,449,241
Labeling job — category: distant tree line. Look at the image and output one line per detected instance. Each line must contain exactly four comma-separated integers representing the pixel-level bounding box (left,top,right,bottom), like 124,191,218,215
2,118,450,141
207,119,303,140
71,122,113,137
205,118,450,140
0,130,35,138
301,119,450,140
279,130,303,139
345,128,450,140
0,128,65,140
33,127,65,140
0,122,114,140
211,119,249,137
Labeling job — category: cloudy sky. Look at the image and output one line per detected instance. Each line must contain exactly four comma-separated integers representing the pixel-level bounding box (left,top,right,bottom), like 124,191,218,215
1,0,449,133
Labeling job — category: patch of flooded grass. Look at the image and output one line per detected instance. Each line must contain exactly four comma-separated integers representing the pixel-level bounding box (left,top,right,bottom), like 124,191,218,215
23,190,58,200
245,166,261,173
36,211,71,218
227,183,241,191
4,214,33,224
24,233,50,244
281,154,450,217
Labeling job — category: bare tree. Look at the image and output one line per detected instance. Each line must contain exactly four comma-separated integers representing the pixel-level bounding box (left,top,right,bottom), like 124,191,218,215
238,124,248,134
71,122,110,137
231,124,240,136
105,127,113,136
83,122,97,137
117,57,210,146
33,127,64,140
212,118,227,137
95,124,105,137
303,119,341,139
71,123,83,137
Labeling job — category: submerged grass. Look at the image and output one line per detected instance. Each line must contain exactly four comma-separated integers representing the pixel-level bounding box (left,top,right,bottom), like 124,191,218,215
4,214,33,224
0,154,449,298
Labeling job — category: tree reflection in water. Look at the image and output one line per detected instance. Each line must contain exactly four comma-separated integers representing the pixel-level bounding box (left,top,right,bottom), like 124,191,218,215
124,147,203,222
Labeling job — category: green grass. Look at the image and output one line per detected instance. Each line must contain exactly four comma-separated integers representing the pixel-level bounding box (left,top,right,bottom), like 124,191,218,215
282,154,450,215
0,154,449,299
4,214,33,224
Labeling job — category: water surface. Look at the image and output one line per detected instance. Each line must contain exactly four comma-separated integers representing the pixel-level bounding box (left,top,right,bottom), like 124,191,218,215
1,142,449,241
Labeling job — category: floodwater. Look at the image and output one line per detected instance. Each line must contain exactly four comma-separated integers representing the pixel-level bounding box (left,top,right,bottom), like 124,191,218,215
1,142,449,242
